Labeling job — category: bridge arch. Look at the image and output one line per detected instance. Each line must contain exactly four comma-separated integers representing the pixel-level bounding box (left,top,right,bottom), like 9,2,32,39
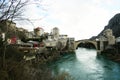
75,40,98,50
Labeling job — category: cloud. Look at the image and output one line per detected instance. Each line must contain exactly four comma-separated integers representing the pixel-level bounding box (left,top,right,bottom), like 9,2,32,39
16,0,120,40
16,0,48,30
44,0,111,40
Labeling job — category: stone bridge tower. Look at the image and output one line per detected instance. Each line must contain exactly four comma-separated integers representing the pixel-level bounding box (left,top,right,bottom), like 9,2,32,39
97,29,115,53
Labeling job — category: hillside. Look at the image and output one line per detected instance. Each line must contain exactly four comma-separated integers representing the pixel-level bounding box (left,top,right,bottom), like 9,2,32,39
97,13,120,38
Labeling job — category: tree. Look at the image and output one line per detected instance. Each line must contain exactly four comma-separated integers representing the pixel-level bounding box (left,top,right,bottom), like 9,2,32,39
0,0,29,21
0,0,43,69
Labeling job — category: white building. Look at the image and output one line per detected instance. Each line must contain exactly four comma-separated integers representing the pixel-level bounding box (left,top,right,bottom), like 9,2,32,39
103,29,115,45
51,27,59,40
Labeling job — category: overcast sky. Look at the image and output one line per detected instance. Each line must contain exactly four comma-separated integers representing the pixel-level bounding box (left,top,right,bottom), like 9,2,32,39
17,0,120,40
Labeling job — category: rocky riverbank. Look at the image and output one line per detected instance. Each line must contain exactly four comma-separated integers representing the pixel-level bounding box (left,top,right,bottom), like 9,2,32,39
101,43,120,63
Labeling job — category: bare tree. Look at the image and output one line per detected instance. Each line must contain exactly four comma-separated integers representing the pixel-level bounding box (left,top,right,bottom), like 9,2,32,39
0,0,45,69
0,0,29,21
0,0,45,21
0,0,29,68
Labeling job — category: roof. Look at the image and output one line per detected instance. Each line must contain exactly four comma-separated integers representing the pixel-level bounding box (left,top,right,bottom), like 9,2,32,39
35,27,44,30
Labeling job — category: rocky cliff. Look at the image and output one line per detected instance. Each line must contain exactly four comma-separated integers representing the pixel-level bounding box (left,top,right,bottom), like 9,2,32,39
97,13,120,38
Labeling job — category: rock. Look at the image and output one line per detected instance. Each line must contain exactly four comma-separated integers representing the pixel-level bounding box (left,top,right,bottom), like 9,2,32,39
97,13,120,38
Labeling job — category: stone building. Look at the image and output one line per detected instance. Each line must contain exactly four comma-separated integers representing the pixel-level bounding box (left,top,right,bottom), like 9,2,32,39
97,29,116,53
51,27,59,40
59,35,68,39
67,38,75,51
0,20,17,40
0,20,16,32
103,29,115,45
34,27,44,37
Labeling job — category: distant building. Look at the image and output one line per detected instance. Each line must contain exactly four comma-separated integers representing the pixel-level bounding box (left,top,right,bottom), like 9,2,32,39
16,27,29,39
34,27,44,37
59,35,68,39
103,29,115,45
48,35,53,41
67,38,75,50
116,37,120,43
25,31,34,38
51,27,59,40
0,20,16,32
97,29,116,52
17,27,26,32
0,20,17,38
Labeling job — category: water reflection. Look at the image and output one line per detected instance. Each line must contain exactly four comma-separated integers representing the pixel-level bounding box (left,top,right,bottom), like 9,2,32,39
48,48,120,80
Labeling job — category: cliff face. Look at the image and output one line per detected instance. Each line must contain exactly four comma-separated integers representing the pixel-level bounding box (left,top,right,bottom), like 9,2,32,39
97,13,120,38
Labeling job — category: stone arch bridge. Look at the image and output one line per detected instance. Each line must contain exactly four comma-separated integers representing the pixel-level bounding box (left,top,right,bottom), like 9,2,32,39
75,39,98,49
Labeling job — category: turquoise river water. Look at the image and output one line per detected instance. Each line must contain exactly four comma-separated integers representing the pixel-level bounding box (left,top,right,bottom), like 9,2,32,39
48,48,120,80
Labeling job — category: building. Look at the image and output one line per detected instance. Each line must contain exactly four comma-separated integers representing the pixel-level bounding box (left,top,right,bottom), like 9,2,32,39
67,38,75,50
59,35,68,39
25,31,34,38
97,29,116,53
51,27,59,40
0,20,16,32
103,29,115,45
34,27,44,37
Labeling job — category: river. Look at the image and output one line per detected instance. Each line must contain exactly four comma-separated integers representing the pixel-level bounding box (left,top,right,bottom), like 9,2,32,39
48,48,120,80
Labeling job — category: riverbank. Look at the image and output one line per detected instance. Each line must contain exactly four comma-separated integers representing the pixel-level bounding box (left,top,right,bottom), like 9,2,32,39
100,43,120,63
0,44,75,80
